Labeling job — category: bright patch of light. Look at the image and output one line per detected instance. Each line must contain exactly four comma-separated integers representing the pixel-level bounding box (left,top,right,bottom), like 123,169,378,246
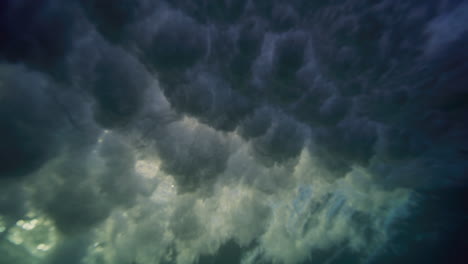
135,159,161,179
37,244,51,251
135,158,177,203
17,219,39,230
151,174,177,204
7,216,58,257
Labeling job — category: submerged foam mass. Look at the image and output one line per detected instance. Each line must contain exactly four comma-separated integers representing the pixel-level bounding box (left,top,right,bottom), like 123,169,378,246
0,0,467,263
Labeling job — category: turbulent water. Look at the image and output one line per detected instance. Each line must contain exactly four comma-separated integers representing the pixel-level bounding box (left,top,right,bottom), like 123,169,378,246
0,1,467,263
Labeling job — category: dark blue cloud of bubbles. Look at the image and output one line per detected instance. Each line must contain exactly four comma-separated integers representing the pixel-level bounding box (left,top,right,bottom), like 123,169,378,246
0,0,467,263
